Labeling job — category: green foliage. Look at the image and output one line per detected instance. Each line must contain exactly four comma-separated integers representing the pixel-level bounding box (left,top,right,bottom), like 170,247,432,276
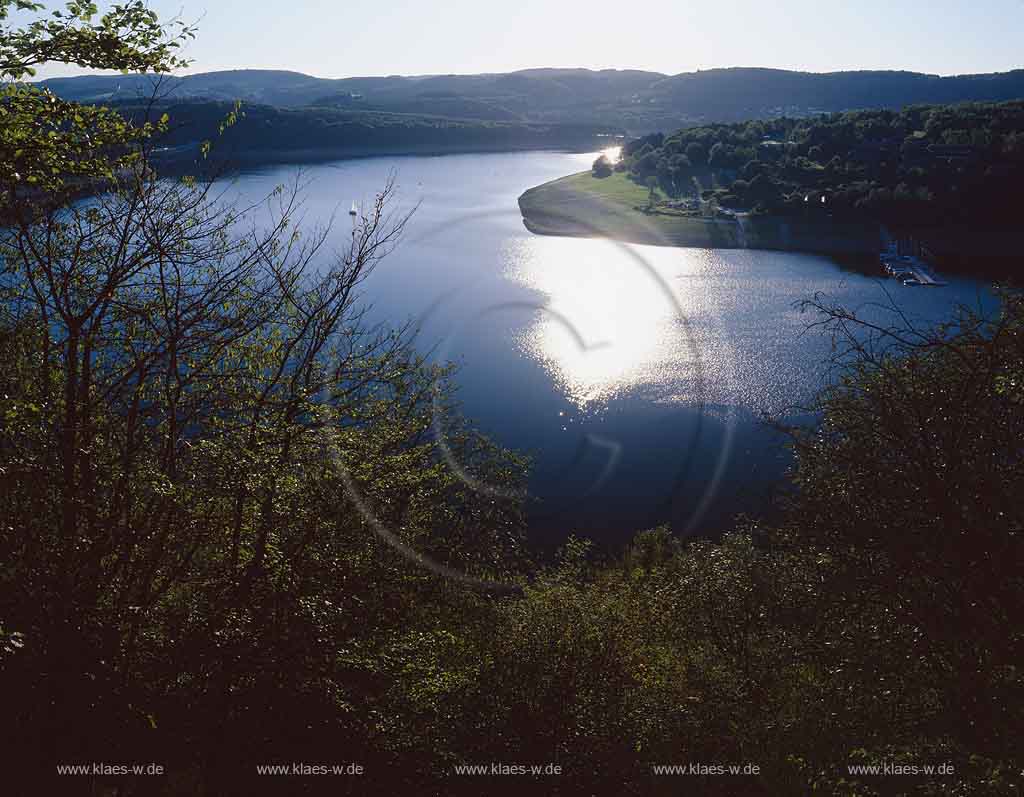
645,174,659,207
0,8,527,793
0,1,192,80
0,1,193,213
617,101,1024,226
592,153,612,177
791,293,1024,565
0,167,530,793
0,83,162,198
107,98,616,165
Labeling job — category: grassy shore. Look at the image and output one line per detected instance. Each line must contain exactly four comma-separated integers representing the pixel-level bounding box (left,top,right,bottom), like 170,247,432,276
518,170,882,254
517,170,721,245
555,170,666,205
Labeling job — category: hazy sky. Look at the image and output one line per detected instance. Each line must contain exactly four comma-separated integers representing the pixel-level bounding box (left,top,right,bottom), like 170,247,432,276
29,0,1024,79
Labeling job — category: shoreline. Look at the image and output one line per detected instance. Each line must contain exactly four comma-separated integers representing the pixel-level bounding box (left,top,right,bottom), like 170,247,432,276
520,207,885,256
153,139,618,174
517,171,1024,267
517,171,883,256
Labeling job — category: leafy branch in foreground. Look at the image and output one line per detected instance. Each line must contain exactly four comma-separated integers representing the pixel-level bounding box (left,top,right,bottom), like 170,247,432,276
0,0,193,80
0,1,196,213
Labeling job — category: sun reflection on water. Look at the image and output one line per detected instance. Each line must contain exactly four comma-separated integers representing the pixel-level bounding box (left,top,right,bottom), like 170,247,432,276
506,236,702,409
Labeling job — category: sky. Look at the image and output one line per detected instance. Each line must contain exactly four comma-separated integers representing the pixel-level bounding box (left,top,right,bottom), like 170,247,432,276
26,0,1024,79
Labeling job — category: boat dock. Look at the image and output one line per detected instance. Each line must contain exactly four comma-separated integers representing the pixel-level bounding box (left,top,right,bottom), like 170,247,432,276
879,237,947,287
881,254,947,286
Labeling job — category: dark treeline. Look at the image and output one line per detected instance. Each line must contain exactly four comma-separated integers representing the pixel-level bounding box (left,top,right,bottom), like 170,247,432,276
39,65,1024,130
2,5,1023,796
114,100,622,162
613,101,1024,228
642,67,1024,123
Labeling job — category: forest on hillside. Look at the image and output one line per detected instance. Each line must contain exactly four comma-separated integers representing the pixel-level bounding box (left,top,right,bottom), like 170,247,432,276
110,100,618,163
41,65,1024,131
611,101,1024,228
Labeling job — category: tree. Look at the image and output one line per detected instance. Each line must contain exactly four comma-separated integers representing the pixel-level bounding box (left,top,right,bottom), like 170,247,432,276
631,149,659,178
785,293,1024,765
645,174,659,208
1,1,195,213
708,141,731,168
659,153,691,194
0,6,530,793
0,5,194,789
0,1,191,80
1,160,530,793
686,141,706,166
592,153,613,177
790,291,1024,588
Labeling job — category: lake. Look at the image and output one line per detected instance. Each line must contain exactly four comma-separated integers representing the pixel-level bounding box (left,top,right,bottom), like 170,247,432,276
230,151,997,548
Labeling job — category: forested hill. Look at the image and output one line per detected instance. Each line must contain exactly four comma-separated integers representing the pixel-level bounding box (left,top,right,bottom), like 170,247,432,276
610,100,1024,233
39,66,1024,130
642,68,1024,122
113,100,620,164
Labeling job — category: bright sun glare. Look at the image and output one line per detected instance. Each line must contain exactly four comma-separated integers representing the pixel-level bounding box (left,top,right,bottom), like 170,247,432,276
509,236,686,408
601,146,622,164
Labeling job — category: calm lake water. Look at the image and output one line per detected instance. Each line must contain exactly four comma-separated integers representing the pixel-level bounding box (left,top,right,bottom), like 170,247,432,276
231,151,996,547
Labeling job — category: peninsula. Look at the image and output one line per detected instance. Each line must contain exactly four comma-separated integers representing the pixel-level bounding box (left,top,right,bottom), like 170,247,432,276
518,168,883,255
519,100,1024,262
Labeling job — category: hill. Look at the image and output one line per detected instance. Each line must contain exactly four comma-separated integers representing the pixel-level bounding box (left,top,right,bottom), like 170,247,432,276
114,100,621,165
614,100,1024,227
641,67,1024,121
39,66,1024,131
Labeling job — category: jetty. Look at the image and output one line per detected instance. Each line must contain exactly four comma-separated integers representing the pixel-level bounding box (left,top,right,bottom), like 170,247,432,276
879,237,948,287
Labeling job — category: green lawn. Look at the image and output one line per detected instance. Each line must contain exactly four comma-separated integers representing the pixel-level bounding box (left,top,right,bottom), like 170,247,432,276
551,170,664,207
518,166,883,254
518,168,745,248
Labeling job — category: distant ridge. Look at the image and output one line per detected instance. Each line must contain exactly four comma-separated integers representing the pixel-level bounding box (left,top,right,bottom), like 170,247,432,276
38,66,1024,132
642,67,1024,122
